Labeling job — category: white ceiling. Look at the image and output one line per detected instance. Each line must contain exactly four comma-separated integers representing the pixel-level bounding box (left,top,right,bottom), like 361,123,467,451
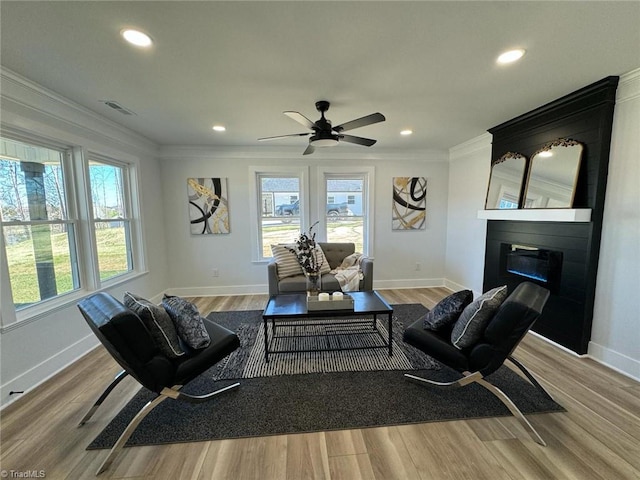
1,1,639,154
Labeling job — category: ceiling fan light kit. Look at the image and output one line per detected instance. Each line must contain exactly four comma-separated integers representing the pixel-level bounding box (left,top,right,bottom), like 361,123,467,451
258,100,385,155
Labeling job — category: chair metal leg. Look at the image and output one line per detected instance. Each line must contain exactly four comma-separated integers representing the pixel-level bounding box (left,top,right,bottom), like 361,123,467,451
404,370,546,446
79,370,129,427
507,355,554,401
476,377,547,446
161,382,240,403
96,392,169,475
95,382,240,475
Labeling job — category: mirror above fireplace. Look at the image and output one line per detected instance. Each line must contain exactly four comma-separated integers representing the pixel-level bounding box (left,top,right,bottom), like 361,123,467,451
485,152,527,209
523,139,583,208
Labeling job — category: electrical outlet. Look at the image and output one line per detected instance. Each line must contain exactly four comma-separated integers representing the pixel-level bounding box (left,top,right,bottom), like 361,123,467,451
415,263,421,271
212,268,219,277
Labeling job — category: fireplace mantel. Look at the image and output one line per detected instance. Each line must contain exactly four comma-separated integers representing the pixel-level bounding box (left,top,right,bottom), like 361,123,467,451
477,208,592,222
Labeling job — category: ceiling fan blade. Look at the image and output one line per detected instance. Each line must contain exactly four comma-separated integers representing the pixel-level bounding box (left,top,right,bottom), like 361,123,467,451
303,144,315,155
258,133,310,142
284,111,316,130
339,134,377,147
334,113,385,132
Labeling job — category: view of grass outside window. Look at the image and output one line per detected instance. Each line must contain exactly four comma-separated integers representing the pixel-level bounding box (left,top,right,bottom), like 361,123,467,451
88,160,132,281
0,138,79,309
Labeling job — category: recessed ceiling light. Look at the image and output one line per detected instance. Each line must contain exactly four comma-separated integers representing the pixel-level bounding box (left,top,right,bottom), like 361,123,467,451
497,49,526,65
400,130,413,136
121,29,153,48
212,125,226,132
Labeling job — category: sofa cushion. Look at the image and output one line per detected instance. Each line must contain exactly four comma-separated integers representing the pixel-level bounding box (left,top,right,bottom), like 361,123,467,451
421,289,473,331
318,242,356,269
123,292,185,359
271,244,304,280
162,295,211,350
451,286,508,349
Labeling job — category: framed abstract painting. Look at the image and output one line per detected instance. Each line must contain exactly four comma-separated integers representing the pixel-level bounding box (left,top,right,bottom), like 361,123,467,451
187,177,230,234
392,177,427,230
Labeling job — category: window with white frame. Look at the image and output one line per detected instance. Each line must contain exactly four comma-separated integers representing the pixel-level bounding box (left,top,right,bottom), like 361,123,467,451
0,137,79,310
253,171,305,260
88,158,133,281
0,135,142,320
323,171,372,255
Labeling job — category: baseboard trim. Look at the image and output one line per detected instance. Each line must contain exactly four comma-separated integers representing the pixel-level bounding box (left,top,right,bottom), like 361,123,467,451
1,334,99,410
588,341,640,382
165,284,268,297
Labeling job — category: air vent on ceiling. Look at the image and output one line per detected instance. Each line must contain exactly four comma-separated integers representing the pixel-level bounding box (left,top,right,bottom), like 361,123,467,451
100,100,136,116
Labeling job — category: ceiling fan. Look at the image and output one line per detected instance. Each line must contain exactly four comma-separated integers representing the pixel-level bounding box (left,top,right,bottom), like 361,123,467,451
258,100,385,155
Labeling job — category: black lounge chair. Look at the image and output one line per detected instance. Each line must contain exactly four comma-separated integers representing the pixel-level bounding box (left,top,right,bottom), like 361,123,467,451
403,281,553,445
77,292,240,475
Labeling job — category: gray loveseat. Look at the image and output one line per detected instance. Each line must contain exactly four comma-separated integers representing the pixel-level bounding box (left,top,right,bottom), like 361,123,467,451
268,242,373,296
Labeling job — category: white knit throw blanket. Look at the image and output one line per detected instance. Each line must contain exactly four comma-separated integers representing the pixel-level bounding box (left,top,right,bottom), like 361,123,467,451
330,253,365,292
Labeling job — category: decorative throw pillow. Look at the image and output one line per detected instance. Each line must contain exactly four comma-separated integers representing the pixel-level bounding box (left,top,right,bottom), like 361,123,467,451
422,289,473,331
271,244,304,280
451,285,508,349
123,292,185,359
162,295,211,349
314,245,331,274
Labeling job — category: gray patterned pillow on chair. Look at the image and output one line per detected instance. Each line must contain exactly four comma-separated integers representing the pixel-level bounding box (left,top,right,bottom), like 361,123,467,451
162,295,211,349
451,285,508,349
123,292,185,359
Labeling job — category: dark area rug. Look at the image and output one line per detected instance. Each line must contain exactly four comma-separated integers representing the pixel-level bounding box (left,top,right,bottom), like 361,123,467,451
88,304,564,449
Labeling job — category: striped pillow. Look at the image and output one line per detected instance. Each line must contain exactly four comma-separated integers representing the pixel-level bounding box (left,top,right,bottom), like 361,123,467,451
271,244,304,280
315,245,331,274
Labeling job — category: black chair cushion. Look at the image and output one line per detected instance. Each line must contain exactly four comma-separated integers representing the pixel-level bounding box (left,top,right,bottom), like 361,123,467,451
78,293,177,392
174,318,240,386
403,318,469,372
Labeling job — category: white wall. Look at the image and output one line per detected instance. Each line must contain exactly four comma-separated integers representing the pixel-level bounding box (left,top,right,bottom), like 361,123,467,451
590,69,640,379
0,69,169,406
445,134,492,297
158,147,450,295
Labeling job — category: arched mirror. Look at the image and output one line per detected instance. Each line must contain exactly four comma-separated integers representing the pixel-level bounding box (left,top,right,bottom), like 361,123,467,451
485,152,527,209
524,139,583,208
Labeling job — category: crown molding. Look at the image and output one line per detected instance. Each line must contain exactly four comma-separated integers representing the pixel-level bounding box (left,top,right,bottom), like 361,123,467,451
617,67,640,104
158,144,448,162
1,67,158,157
448,132,492,161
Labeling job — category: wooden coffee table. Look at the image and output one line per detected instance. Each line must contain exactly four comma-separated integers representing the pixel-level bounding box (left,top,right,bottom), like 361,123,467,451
262,291,393,362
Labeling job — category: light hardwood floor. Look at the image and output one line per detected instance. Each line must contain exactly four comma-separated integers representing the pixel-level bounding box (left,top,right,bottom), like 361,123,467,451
1,288,639,479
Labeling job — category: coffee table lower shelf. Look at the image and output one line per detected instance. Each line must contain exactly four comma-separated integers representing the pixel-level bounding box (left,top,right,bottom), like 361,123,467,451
261,291,394,362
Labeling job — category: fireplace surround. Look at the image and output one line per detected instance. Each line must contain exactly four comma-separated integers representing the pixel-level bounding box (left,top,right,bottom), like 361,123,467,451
483,77,618,354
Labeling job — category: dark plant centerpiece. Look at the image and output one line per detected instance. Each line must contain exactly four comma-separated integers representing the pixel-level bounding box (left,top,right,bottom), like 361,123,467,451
287,221,324,296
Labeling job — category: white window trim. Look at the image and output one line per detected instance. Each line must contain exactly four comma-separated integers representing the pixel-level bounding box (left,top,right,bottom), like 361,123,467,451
249,165,309,262
316,165,375,257
0,135,146,329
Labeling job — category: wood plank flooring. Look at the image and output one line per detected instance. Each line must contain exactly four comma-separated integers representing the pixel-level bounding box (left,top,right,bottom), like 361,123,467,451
1,288,638,479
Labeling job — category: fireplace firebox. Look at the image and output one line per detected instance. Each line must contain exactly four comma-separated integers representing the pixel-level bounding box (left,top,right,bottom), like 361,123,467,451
501,244,562,293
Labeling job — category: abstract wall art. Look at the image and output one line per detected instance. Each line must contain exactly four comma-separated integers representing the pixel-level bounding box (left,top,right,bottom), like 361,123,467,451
392,177,427,230
187,177,230,234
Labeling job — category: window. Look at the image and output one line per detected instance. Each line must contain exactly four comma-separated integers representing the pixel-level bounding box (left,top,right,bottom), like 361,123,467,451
0,135,143,322
253,170,305,260
88,159,133,281
323,171,372,255
0,138,79,310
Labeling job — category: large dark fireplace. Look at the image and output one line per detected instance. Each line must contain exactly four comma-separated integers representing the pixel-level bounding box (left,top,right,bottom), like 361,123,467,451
483,77,618,354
